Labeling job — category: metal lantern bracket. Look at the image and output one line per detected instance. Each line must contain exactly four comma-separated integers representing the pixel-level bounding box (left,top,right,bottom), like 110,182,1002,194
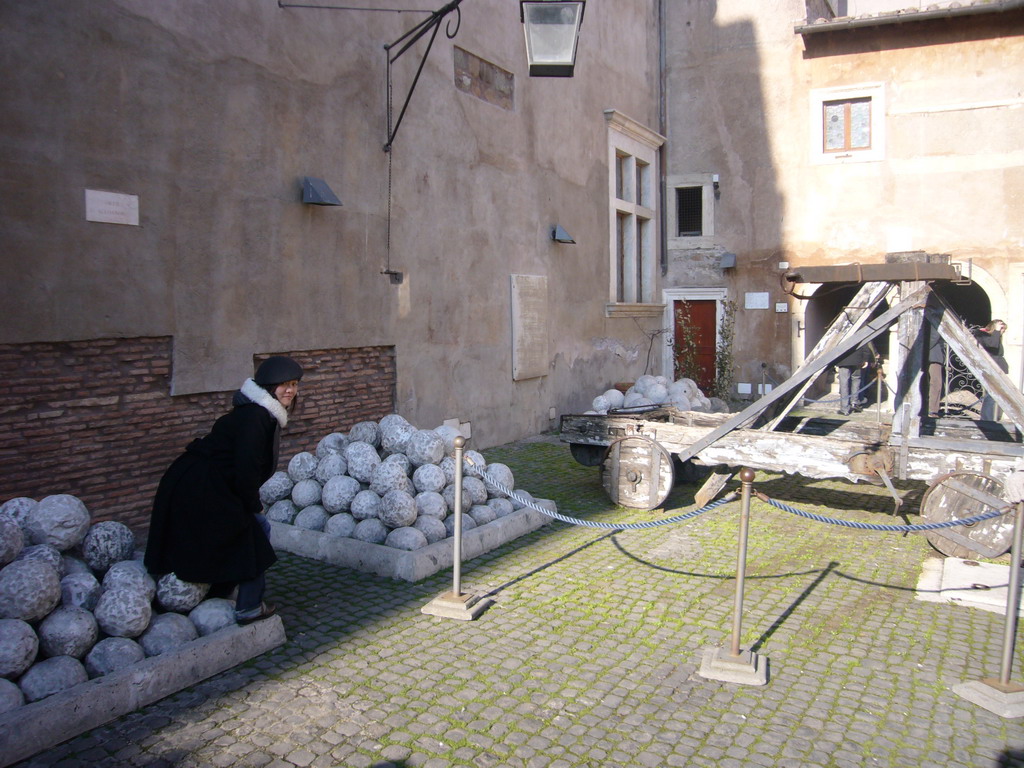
384,0,464,153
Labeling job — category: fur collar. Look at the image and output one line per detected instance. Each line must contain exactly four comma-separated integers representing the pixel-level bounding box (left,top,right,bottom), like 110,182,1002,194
240,378,289,428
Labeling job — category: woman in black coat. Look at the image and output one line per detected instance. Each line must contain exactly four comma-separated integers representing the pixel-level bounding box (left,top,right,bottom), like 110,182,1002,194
144,356,303,623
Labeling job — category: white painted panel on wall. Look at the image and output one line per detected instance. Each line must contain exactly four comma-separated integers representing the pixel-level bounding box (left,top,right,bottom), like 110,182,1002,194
511,274,549,381
744,292,770,310
85,189,139,226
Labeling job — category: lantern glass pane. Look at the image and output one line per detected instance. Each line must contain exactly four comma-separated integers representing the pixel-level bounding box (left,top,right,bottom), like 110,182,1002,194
523,2,582,64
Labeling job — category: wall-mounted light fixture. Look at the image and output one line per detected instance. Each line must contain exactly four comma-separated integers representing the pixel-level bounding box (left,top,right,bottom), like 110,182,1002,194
719,252,737,269
551,224,575,244
712,173,720,198
301,177,342,206
520,1,586,77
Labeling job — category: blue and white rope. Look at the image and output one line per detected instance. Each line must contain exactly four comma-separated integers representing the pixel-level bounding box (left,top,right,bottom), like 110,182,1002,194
757,493,1010,532
466,464,735,531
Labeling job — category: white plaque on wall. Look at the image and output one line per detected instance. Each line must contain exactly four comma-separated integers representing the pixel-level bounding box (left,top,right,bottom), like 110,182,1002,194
511,274,549,381
744,291,770,310
85,189,139,226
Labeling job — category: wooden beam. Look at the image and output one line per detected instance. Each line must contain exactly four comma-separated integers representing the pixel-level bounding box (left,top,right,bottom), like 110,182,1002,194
672,283,930,465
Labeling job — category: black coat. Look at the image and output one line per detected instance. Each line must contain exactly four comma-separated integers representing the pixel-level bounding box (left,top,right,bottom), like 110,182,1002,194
144,382,281,584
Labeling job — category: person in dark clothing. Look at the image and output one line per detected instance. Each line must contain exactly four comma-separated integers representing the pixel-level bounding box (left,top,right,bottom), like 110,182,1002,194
975,320,1008,421
835,344,874,415
926,325,946,417
144,355,303,623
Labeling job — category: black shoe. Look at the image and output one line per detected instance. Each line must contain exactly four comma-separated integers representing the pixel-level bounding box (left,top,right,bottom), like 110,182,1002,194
236,602,277,625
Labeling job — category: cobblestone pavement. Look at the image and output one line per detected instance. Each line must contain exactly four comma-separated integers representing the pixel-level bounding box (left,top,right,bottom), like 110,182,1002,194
15,437,1024,768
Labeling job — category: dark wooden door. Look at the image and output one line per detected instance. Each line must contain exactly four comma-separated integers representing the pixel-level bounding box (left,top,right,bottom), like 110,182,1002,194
674,299,717,393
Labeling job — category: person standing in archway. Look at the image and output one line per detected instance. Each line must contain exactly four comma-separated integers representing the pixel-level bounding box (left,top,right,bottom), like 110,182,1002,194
974,320,1008,421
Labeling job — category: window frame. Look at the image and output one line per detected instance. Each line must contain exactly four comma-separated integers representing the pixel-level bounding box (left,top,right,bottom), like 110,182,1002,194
809,83,886,165
605,110,665,318
666,173,716,250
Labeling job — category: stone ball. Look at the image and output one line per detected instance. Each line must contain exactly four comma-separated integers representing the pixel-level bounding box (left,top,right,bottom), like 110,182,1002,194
412,464,446,494
462,477,488,506
345,441,381,483
406,430,445,467
371,461,413,496
675,378,700,399
266,499,298,524
294,505,329,532
439,456,457,485
487,498,515,518
103,560,155,602
646,383,669,404
378,413,410,433
690,396,710,413
0,619,38,679
16,543,64,577
139,612,198,657
352,518,388,545
350,490,382,521
188,598,236,637
441,484,472,515
383,452,412,476
314,452,348,484
94,588,152,638
61,572,101,612
483,463,515,499
380,420,416,455
385,527,428,551
625,393,654,408
0,513,24,567
81,521,136,573
467,505,496,526
0,559,61,622
670,394,692,411
709,397,730,414
38,606,98,659
287,451,318,482
463,450,487,476
415,492,447,519
348,420,380,448
324,513,356,538
322,475,361,514
603,389,625,409
291,478,322,509
24,494,90,552
380,490,417,529
259,471,294,506
0,678,24,714
0,498,36,531
443,514,476,537
413,516,447,544
156,573,210,613
316,432,349,458
434,425,462,456
510,489,535,510
61,556,92,577
634,374,657,395
85,637,145,678
592,395,611,413
19,655,88,703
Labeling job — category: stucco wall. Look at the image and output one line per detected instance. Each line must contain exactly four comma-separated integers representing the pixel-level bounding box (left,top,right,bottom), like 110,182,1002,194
0,0,663,451
662,0,1024,390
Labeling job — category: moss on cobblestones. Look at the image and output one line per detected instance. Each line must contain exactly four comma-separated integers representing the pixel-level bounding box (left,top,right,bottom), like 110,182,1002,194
13,437,1024,768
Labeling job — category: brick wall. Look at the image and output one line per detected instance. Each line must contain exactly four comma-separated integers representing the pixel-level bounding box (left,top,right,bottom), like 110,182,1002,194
0,338,395,536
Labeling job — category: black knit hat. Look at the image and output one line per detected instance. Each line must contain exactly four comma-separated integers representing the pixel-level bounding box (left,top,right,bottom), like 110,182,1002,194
254,356,303,390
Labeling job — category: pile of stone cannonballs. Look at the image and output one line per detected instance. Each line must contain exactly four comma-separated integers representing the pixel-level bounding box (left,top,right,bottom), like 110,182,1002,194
587,375,729,415
262,414,538,551
0,495,238,714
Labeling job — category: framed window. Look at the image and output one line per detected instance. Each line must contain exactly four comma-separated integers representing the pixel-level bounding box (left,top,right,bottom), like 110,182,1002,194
810,83,885,164
666,174,716,248
605,110,665,317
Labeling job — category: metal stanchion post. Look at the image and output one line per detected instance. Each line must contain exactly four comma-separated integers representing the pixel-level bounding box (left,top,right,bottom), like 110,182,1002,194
421,436,490,620
953,500,1024,716
698,468,769,685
